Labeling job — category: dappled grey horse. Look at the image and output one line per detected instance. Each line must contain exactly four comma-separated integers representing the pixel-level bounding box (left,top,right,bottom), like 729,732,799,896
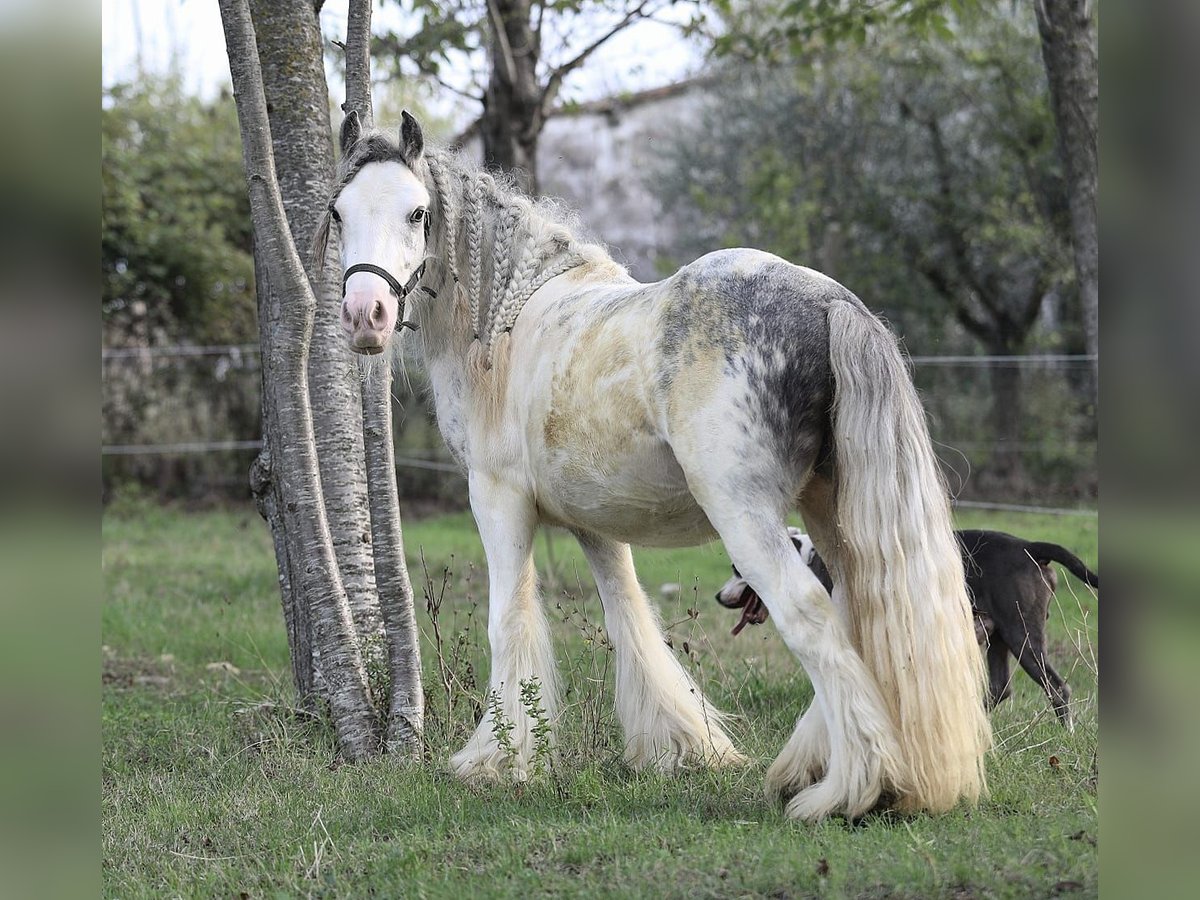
315,111,990,821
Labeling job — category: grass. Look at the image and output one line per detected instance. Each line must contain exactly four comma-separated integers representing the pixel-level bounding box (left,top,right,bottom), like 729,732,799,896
102,497,1098,898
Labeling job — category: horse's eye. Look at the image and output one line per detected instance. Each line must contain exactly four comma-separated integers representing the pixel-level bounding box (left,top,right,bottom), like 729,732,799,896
409,207,426,225
329,206,341,224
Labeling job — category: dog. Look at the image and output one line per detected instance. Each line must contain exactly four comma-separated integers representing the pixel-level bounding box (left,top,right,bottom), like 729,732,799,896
716,528,1099,728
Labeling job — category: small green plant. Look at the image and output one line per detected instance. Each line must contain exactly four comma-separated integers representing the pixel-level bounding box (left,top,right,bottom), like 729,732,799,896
361,632,389,720
519,677,554,776
487,687,516,761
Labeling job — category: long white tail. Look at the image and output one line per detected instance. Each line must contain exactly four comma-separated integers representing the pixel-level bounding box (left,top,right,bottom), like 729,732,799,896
826,298,991,813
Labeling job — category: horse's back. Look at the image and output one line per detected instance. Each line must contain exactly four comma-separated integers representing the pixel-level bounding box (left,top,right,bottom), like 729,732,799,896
656,249,844,471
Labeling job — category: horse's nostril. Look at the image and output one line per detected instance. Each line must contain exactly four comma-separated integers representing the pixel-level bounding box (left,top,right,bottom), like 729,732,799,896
368,300,386,330
341,300,354,330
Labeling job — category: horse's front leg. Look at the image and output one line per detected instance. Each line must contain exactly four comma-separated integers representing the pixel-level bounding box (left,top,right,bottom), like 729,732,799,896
575,532,746,772
449,471,559,782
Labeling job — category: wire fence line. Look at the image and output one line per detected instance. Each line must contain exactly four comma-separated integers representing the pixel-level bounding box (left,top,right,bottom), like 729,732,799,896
100,436,1089,459
100,440,465,475
99,443,1094,516
102,343,261,360
102,345,1098,367
949,500,1097,518
102,348,1097,514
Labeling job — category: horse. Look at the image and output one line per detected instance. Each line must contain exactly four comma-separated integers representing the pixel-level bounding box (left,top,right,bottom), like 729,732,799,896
314,110,991,821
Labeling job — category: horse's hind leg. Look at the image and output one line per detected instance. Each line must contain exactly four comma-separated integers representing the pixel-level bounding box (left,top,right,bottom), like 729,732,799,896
679,455,903,821
449,472,560,781
575,533,745,772
764,476,839,802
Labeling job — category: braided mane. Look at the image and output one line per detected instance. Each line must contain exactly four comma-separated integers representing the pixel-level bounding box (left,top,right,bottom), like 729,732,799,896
422,149,624,366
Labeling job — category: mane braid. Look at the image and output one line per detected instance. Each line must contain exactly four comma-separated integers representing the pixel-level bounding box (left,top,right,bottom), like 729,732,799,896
425,154,459,283
407,144,629,366
488,202,523,339
465,173,486,338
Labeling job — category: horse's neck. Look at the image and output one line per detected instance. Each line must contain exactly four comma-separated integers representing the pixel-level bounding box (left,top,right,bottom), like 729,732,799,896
418,154,599,358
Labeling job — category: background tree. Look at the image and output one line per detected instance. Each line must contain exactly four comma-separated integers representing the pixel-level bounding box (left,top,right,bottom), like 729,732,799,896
657,6,1077,491
102,78,261,499
711,0,1098,396
1034,0,1098,395
377,0,680,192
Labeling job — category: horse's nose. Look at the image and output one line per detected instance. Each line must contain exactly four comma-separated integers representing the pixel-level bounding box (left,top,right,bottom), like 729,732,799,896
341,294,388,332
366,299,387,331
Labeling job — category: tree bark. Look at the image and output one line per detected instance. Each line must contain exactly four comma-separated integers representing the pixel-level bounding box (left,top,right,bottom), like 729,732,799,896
344,0,425,756
249,0,384,653
362,379,425,754
250,254,314,703
483,0,542,193
1035,0,1098,398
985,340,1027,491
220,0,377,760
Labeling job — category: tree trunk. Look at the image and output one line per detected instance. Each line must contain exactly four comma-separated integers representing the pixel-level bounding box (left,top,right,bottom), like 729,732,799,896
344,0,425,757
984,352,1022,494
362,379,425,754
249,0,384,654
250,257,314,703
1035,0,1098,398
220,0,377,760
482,0,542,193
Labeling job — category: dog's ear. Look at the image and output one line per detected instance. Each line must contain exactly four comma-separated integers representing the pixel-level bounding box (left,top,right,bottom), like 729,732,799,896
792,532,816,564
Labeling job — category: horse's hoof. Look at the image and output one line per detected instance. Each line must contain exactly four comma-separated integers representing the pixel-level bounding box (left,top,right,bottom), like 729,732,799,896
783,769,884,823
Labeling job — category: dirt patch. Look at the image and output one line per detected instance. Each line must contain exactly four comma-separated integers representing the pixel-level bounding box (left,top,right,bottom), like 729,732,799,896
102,651,174,690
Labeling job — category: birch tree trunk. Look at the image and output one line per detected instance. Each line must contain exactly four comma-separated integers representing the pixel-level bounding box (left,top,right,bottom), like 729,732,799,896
250,258,314,701
1035,0,1099,398
249,0,384,653
220,0,378,760
345,0,425,756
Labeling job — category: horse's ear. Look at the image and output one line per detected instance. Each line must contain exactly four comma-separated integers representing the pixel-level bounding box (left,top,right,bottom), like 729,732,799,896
400,110,425,166
340,110,362,156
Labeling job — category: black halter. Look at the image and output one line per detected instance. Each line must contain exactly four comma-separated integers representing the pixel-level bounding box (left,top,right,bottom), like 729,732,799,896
342,261,427,331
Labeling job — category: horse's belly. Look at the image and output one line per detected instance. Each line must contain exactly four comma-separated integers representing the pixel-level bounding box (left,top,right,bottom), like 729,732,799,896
535,433,717,548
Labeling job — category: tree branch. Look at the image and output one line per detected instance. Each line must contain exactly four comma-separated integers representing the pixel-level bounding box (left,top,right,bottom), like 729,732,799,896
540,1,656,116
343,0,374,125
486,0,519,86
913,103,1005,323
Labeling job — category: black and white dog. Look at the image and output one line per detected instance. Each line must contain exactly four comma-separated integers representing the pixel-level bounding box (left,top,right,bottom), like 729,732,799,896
717,528,1099,728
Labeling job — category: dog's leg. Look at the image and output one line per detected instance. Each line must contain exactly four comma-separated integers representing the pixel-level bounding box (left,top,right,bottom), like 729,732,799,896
1012,638,1073,729
986,638,1013,708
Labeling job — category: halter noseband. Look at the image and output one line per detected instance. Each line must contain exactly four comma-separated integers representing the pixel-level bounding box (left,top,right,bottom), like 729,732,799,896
342,261,427,331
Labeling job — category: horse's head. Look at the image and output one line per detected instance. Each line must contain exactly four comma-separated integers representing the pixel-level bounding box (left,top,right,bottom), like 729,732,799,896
328,110,430,355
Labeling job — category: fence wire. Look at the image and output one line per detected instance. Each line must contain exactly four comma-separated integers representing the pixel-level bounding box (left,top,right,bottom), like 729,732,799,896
101,346,1097,513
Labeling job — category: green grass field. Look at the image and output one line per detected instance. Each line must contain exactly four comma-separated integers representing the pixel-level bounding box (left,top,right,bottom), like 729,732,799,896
102,498,1098,898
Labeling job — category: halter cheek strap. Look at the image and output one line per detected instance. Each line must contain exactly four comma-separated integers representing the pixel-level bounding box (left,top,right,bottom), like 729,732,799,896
342,261,428,331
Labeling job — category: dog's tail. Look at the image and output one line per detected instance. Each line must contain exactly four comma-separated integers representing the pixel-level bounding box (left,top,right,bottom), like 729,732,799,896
1025,542,1100,590
827,297,991,815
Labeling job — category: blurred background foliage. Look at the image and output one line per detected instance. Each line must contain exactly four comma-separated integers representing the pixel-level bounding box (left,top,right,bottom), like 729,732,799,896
102,76,256,347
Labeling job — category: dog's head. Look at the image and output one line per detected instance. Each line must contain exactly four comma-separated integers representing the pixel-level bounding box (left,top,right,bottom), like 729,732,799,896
715,529,817,634
715,529,811,607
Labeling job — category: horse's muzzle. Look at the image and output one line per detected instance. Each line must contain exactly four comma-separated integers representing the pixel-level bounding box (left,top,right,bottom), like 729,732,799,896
342,290,396,353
